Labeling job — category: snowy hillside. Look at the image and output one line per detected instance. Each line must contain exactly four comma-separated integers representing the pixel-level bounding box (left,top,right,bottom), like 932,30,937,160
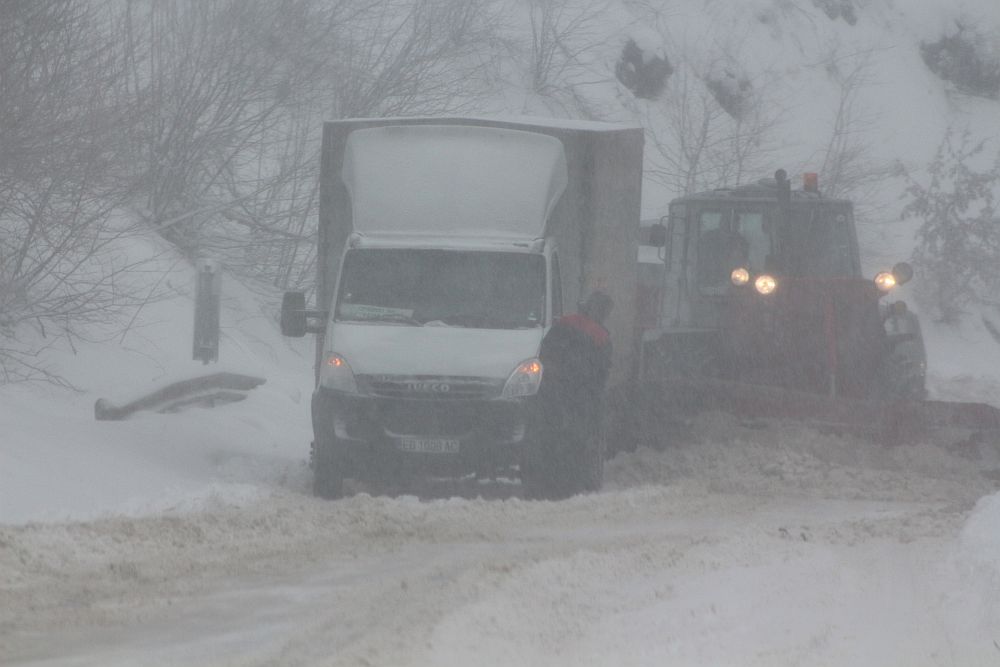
3,0,1000,665
594,0,1000,404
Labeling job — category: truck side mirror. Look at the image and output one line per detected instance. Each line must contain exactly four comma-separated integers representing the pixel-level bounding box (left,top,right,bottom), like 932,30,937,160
281,291,307,337
648,222,668,247
656,215,677,271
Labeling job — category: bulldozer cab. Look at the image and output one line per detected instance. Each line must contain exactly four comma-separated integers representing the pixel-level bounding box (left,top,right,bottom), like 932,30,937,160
691,206,769,292
639,173,1000,450
654,177,861,333
643,173,924,400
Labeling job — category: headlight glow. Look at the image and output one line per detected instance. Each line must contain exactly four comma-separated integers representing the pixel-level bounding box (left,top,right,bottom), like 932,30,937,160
501,358,543,399
320,353,358,393
874,271,897,292
754,274,777,295
731,267,750,286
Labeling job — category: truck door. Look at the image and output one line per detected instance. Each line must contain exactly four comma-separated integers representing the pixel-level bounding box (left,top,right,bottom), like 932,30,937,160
550,251,563,324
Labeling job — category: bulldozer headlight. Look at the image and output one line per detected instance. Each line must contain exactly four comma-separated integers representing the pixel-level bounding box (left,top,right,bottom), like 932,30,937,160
320,353,359,393
731,267,750,286
874,271,897,292
754,274,777,295
501,358,543,399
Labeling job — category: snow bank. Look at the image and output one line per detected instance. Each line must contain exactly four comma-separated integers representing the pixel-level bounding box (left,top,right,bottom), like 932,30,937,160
963,492,1000,559
0,237,315,525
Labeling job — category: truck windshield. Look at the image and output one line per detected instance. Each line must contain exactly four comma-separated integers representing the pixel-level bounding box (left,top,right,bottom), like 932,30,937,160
335,248,546,329
695,207,772,290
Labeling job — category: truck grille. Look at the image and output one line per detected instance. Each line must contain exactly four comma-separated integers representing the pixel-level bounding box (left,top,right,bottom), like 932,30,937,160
381,401,479,436
358,375,502,400
377,398,522,440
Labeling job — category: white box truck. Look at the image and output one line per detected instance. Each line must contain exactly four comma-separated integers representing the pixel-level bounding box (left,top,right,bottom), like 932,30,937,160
281,117,644,498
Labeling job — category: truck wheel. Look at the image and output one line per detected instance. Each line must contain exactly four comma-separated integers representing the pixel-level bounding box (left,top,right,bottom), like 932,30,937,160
312,438,345,499
521,426,572,500
522,424,603,499
574,428,605,493
520,435,556,500
879,311,927,401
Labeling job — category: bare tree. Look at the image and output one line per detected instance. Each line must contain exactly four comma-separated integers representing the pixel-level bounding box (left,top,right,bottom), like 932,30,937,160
526,1,607,96
803,49,895,209
115,0,501,294
124,1,316,240
903,130,1000,323
325,0,498,119
233,0,500,292
0,0,158,383
642,54,784,196
209,110,321,292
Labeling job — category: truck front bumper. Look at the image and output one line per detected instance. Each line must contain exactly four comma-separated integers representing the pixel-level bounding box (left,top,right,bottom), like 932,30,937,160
312,386,533,479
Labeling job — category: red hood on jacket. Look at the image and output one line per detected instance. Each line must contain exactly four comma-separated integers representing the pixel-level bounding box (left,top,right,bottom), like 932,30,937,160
556,313,610,346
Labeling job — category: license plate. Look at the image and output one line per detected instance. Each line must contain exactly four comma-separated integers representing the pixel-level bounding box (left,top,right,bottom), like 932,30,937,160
398,437,460,454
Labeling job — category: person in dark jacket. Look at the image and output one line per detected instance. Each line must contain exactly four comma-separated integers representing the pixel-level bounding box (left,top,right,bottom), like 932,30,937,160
538,291,614,426
524,291,614,497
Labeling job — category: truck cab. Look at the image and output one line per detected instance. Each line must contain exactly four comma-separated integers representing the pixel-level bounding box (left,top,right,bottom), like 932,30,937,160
311,235,562,496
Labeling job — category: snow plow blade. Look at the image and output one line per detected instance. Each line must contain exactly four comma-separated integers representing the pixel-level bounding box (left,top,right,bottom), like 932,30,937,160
643,377,1000,449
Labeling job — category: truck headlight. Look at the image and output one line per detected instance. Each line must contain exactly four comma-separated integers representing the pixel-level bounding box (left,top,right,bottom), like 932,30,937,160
874,271,897,292
320,353,358,393
731,267,750,286
754,274,777,295
501,358,543,399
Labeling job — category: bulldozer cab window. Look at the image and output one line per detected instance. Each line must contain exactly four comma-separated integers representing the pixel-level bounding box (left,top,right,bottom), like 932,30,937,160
789,206,858,277
736,210,770,271
695,207,771,292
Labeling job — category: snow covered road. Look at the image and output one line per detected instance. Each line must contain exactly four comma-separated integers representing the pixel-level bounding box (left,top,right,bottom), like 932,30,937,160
4,417,1000,667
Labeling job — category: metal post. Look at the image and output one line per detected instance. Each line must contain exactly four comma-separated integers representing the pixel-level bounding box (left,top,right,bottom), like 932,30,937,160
193,259,221,364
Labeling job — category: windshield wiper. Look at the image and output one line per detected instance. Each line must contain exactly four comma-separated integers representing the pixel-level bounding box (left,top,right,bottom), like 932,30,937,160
438,314,538,329
339,312,422,326
366,312,422,326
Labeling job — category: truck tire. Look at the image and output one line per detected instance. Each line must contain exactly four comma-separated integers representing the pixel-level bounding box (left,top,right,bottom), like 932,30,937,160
519,464,545,500
522,422,603,500
520,433,556,500
574,427,605,493
879,311,927,401
312,438,345,499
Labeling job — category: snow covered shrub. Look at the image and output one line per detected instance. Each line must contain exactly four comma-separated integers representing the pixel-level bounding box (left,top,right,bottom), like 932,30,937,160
811,0,857,26
704,69,752,120
615,38,673,100
920,24,1000,99
903,131,1000,323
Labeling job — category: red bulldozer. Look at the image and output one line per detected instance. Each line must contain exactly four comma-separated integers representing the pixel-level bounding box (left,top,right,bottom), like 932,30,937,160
638,170,1000,449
